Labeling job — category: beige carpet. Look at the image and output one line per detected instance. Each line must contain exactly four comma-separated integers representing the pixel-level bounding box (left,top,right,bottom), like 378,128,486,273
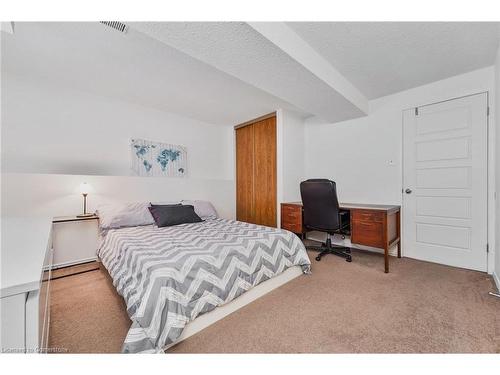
49,249,500,353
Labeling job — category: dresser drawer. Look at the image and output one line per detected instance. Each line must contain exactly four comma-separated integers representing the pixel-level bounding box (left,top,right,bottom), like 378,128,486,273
351,220,384,248
352,209,384,223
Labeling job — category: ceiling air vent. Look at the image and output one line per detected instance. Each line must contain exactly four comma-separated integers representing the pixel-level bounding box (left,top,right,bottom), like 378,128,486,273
100,21,128,33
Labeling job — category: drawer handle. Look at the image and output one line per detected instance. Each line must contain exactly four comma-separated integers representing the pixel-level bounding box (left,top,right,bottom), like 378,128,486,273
358,222,374,227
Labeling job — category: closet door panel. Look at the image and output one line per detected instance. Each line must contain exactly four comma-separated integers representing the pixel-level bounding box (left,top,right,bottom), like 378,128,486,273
236,125,255,223
253,117,277,227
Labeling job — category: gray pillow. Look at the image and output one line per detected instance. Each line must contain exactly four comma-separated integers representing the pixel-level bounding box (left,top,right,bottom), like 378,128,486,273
149,205,203,227
96,202,155,230
181,200,218,219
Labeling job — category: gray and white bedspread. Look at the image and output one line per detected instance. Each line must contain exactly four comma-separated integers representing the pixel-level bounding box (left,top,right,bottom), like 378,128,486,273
97,218,311,353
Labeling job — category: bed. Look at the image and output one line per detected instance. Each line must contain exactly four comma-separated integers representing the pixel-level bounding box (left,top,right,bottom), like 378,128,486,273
97,217,311,353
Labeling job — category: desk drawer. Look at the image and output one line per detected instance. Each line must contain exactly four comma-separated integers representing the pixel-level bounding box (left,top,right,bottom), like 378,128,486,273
352,209,384,223
282,210,300,221
280,204,302,234
281,204,301,213
281,205,302,219
281,222,302,234
351,220,384,248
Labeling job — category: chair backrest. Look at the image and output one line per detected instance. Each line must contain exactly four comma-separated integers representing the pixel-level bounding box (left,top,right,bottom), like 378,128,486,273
300,179,340,232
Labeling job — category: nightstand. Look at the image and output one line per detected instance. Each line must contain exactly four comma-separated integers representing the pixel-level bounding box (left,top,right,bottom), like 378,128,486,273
52,215,99,270
52,214,99,224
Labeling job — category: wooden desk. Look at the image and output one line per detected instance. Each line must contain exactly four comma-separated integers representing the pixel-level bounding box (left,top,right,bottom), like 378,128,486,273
281,202,401,273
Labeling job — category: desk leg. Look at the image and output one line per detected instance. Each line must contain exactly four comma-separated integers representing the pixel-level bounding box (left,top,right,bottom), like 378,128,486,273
384,246,389,273
383,214,389,273
396,210,401,258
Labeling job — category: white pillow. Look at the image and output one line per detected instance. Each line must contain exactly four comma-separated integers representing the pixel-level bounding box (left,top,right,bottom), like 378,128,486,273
96,202,155,230
181,200,218,220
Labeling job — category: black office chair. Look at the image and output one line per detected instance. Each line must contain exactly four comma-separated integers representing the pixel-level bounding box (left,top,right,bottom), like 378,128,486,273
300,179,352,262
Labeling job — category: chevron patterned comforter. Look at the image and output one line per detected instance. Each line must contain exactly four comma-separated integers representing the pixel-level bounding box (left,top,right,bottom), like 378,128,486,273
97,218,311,353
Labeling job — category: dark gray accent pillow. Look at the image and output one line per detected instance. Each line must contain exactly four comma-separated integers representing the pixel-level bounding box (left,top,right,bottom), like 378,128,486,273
148,204,203,227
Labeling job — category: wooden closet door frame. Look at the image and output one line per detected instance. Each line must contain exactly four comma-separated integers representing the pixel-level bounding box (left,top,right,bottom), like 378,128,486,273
235,112,277,227
253,115,277,227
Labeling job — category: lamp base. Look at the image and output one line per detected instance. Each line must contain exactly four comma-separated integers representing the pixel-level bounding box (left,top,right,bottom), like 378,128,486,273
76,213,95,218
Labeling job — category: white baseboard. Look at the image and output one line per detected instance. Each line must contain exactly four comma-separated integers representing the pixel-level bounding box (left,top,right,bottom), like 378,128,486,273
493,271,500,293
51,256,98,270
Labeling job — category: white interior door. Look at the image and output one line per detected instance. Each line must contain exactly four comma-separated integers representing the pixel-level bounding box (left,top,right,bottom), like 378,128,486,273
403,93,488,271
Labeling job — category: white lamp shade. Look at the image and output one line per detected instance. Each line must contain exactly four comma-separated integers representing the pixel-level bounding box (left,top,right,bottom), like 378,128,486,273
80,182,90,195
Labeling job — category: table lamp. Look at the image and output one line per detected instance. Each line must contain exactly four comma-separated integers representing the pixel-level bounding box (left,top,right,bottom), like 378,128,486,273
77,182,94,218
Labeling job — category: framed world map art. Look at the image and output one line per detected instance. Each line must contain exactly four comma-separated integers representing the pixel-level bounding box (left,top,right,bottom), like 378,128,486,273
131,138,187,177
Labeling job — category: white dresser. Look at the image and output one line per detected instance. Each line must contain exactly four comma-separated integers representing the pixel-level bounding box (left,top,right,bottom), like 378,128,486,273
0,218,53,353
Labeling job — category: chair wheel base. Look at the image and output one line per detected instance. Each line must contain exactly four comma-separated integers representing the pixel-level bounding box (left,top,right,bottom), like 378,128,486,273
307,239,352,263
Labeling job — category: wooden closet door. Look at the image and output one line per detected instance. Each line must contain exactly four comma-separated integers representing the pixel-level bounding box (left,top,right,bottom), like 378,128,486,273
236,124,255,223
253,116,277,227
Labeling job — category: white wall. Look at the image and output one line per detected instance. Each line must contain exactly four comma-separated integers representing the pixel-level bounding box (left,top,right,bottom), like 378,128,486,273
1,173,235,220
305,67,496,273
1,73,235,219
1,74,233,179
278,109,306,202
276,109,306,227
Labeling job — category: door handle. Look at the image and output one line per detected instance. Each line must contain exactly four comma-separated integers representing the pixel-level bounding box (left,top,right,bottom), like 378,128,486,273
405,188,412,194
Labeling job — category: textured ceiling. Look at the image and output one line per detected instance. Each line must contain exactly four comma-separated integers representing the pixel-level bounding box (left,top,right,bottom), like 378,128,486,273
3,22,500,126
130,22,366,122
287,22,500,99
1,22,303,126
